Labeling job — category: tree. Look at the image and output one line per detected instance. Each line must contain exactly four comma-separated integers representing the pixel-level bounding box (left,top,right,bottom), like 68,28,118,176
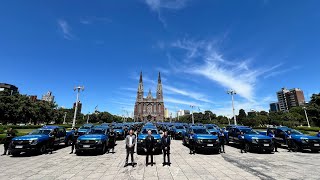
238,109,247,124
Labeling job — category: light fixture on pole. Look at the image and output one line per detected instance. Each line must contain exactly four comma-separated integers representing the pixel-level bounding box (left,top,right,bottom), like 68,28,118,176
72,86,84,129
227,89,237,125
63,112,67,124
303,107,311,128
87,112,90,124
190,105,195,124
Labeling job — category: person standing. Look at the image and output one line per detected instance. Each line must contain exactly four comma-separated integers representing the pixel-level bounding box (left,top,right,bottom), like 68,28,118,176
218,129,226,153
268,130,278,152
189,131,196,154
124,129,136,167
108,129,116,153
161,131,171,166
2,128,16,156
70,127,79,154
287,131,293,152
239,131,246,153
48,129,57,154
144,130,155,166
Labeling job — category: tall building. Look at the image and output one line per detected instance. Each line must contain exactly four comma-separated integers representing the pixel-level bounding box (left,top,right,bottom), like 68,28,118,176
0,83,18,94
164,108,169,119
29,95,38,102
276,88,305,111
177,110,191,117
73,101,82,113
42,91,55,103
269,102,280,112
134,72,165,122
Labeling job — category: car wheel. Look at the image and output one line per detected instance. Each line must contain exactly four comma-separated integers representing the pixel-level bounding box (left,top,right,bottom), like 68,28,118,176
11,152,20,157
292,142,300,152
39,144,47,154
244,143,250,152
101,144,106,154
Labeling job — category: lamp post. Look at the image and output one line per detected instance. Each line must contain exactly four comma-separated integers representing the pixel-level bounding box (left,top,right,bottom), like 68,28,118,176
303,107,311,128
227,89,237,125
190,105,195,124
63,112,67,124
87,112,90,124
170,113,172,123
72,86,84,129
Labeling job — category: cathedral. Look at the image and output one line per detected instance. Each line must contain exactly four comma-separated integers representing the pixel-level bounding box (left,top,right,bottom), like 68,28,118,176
134,72,164,122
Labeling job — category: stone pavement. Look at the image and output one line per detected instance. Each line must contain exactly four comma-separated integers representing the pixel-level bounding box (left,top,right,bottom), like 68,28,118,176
0,140,319,180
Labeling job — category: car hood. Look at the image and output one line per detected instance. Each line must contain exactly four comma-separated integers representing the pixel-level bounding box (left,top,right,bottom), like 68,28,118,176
208,129,219,133
195,134,218,140
292,134,319,140
12,134,49,141
245,134,272,140
138,134,161,140
174,129,186,133
78,134,106,140
78,129,89,133
114,129,124,132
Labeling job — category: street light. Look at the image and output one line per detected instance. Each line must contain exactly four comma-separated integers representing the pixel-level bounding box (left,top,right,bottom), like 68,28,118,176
190,105,195,124
63,112,67,124
87,112,90,124
72,86,84,129
170,113,172,123
303,107,311,128
227,89,237,125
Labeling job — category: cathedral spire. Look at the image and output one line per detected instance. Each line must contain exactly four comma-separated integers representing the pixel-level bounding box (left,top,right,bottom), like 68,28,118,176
158,72,161,83
139,71,143,83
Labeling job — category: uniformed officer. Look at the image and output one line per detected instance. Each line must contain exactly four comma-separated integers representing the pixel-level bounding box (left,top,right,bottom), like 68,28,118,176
48,129,57,154
108,128,116,153
189,131,196,154
2,128,16,156
218,129,226,153
287,131,293,152
268,130,278,152
144,130,155,166
161,131,171,166
239,131,247,153
70,127,79,154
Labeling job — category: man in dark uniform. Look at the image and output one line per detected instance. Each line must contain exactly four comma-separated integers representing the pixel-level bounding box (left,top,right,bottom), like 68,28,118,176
189,131,196,154
108,128,116,153
239,131,247,153
144,130,155,166
268,130,278,152
70,127,79,154
161,131,171,166
2,128,16,156
48,129,57,154
218,129,226,153
124,128,129,138
287,130,293,152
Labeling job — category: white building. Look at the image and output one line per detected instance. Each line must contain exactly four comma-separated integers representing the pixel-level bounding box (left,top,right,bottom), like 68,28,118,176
42,91,55,103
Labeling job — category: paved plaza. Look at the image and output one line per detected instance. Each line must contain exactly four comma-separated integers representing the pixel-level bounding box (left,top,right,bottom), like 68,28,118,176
0,140,319,180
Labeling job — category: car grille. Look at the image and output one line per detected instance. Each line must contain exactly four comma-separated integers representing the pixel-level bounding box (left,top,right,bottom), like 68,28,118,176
202,139,216,143
258,139,271,143
12,140,30,145
80,140,96,144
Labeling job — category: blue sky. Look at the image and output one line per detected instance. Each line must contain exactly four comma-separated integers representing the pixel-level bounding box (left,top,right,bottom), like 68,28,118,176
1,0,320,117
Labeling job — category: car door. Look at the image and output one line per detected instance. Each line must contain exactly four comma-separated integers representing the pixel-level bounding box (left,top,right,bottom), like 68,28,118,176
58,127,66,143
276,129,286,144
234,128,241,142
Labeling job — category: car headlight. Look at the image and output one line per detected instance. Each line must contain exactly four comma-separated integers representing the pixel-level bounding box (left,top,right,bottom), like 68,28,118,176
139,139,144,143
77,139,81,143
251,137,258,144
29,139,38,145
197,139,203,143
156,139,160,143
96,140,103,144
301,138,309,143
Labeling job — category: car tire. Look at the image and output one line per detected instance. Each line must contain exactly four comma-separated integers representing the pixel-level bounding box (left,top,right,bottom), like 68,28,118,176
11,152,20,157
244,143,250,152
292,141,300,152
39,144,47,154
100,143,106,155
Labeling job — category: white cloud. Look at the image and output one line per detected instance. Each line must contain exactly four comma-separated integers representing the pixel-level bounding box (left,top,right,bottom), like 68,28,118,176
164,96,200,107
144,0,189,27
57,19,73,40
163,85,213,103
263,66,300,79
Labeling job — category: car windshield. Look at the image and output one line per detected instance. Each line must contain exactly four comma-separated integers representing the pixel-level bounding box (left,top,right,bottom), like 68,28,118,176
89,129,106,134
80,126,91,129
113,126,122,129
241,129,259,135
206,126,216,129
193,128,209,134
142,129,158,134
175,126,184,129
286,129,303,135
29,129,51,135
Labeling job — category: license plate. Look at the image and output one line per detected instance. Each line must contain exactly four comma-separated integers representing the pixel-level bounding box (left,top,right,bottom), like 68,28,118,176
314,144,319,147
83,145,90,148
207,144,213,147
15,145,23,149
263,144,269,147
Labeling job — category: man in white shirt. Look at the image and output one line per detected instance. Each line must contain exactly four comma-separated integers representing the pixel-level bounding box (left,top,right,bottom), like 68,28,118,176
124,129,136,167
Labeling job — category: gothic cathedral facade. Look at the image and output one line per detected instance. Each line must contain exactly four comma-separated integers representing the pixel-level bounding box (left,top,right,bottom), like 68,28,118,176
134,72,164,122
